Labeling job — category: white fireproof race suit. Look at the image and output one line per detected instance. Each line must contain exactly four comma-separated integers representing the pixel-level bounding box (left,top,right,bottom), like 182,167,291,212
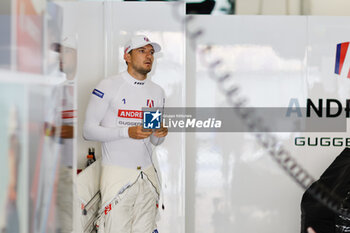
83,71,165,233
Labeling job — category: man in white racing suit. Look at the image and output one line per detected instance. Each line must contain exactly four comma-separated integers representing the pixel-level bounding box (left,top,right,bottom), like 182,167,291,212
83,35,167,233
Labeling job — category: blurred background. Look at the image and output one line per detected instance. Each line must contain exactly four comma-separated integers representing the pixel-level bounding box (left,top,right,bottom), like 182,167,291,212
1,0,350,233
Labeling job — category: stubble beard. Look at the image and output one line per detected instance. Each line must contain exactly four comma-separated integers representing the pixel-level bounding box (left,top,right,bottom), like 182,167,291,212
133,64,152,75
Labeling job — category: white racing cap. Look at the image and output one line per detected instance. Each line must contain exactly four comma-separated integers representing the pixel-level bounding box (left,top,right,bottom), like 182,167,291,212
51,36,76,52
124,35,161,54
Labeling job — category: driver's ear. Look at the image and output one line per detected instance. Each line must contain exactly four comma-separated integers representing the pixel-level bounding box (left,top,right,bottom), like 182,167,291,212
124,51,131,64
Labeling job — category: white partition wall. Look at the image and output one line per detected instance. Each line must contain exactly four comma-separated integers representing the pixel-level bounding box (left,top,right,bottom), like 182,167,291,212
187,15,350,233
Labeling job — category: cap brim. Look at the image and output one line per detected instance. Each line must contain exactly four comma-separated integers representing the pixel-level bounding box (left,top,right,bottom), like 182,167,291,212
126,42,162,54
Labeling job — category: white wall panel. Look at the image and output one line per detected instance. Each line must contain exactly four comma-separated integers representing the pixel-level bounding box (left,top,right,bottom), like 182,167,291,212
188,15,350,233
310,0,350,16
236,0,301,15
236,0,350,15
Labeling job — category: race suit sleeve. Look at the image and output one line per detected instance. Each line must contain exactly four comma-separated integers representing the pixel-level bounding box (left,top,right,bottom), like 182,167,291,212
150,90,166,146
83,79,129,142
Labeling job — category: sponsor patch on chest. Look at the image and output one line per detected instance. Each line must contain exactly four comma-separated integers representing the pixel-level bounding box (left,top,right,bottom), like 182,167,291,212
118,109,143,119
147,99,154,108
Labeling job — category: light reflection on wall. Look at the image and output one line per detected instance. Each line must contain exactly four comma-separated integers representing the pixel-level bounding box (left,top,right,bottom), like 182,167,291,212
197,45,303,73
196,44,306,108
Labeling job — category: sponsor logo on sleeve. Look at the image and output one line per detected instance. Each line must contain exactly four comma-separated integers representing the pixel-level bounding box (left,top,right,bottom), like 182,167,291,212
152,230,159,233
92,89,104,98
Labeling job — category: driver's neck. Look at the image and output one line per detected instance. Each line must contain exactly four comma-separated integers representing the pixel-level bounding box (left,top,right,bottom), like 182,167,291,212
127,67,147,81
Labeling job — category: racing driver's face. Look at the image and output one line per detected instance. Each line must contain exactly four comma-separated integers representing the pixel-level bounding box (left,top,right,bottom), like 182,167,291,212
126,44,155,75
